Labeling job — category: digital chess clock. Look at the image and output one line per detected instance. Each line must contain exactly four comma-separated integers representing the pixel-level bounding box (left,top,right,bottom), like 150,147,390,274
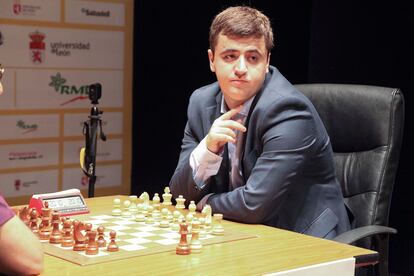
29,189,89,216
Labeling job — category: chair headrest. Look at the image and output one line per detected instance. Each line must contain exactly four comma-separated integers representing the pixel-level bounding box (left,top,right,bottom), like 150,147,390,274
295,83,404,153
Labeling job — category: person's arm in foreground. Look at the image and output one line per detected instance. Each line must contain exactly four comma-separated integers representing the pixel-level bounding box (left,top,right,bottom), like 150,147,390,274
0,213,44,275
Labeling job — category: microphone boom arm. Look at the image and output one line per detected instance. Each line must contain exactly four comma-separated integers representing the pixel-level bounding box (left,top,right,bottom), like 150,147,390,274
81,83,106,198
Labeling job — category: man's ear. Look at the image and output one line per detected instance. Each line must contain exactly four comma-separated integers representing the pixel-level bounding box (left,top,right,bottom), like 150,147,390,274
208,49,215,72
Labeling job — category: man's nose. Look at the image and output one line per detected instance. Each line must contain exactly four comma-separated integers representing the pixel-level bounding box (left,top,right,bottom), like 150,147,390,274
234,57,247,77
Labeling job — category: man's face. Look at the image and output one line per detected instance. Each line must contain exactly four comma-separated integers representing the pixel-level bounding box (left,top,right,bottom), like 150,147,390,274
208,33,270,109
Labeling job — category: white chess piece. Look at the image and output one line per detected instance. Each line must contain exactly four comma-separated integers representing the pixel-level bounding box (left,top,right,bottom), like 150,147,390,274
129,195,138,215
112,198,122,216
159,208,170,228
171,210,181,232
135,213,145,222
175,195,185,209
212,213,224,235
122,200,132,218
198,217,206,239
188,200,196,215
186,213,194,224
152,193,161,212
190,219,202,253
140,192,150,207
162,187,172,206
135,204,145,222
202,204,212,231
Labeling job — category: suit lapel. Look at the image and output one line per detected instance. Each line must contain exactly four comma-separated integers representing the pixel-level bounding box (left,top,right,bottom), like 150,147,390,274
239,74,270,181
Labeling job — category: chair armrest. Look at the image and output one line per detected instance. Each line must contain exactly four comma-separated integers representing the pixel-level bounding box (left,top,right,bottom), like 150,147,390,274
333,225,397,244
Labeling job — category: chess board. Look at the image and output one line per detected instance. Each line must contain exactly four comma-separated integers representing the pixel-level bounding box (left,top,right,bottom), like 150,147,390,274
41,212,257,266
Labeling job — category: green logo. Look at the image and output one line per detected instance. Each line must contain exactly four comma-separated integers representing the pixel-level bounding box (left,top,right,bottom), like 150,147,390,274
49,72,90,95
16,120,38,134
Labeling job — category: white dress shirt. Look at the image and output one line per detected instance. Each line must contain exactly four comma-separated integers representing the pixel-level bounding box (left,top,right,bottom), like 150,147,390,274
190,96,254,209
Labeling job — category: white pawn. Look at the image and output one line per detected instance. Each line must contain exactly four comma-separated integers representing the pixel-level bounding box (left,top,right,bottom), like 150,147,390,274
112,198,122,216
190,219,202,253
175,195,185,209
152,208,161,222
129,195,138,215
135,204,145,222
135,210,145,222
139,203,148,218
212,213,224,235
159,208,170,228
198,217,206,239
145,215,154,225
145,205,154,224
152,193,160,207
152,193,161,216
188,200,196,215
186,213,193,233
146,205,154,217
167,210,173,222
162,187,172,206
178,214,185,224
186,213,194,224
171,210,181,232
122,200,131,218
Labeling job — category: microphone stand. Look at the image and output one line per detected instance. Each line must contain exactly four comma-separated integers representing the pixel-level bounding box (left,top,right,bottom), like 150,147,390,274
82,84,106,198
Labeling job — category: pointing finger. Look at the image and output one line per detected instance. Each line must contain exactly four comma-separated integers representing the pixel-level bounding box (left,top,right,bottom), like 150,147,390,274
220,105,244,120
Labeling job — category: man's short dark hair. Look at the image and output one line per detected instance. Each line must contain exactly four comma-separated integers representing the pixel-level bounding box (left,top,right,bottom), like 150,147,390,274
209,6,274,54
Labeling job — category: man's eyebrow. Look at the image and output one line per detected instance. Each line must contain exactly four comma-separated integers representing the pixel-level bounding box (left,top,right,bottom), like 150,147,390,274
218,49,238,55
219,49,263,56
245,49,263,55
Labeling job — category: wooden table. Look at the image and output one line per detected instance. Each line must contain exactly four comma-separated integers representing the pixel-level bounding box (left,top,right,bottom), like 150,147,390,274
40,196,378,275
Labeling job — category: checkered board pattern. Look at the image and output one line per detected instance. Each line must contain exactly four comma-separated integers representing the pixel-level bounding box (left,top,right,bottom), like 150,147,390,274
41,213,257,266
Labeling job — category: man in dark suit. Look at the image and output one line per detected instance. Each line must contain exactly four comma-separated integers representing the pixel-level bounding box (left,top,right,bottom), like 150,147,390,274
169,6,350,239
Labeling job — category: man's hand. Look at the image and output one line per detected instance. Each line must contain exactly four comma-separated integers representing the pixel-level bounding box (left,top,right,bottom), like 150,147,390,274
206,105,247,154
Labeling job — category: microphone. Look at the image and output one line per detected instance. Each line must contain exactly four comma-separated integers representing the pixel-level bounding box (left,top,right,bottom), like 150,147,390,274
81,83,106,198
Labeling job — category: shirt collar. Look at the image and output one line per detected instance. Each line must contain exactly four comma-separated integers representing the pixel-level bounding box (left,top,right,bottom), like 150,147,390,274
220,96,255,117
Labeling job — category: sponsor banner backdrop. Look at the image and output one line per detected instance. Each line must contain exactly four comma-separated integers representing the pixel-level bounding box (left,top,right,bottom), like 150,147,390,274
0,0,61,22
0,0,132,204
0,143,59,169
62,164,122,190
65,0,125,26
63,138,123,164
0,114,59,139
64,112,123,136
0,169,59,197
16,69,123,109
0,24,124,69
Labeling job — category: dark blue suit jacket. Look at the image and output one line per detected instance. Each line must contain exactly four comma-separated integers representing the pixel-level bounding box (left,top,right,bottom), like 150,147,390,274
169,66,350,238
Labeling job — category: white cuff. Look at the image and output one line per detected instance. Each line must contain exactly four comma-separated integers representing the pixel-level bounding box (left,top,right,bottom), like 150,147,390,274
190,137,223,187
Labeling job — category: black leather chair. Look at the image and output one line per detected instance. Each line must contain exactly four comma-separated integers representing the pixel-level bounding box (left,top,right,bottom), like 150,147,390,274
295,84,404,276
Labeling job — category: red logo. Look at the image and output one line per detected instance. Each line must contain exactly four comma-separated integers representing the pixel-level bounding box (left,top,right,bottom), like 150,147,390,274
14,179,21,191
13,0,21,15
29,31,46,64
